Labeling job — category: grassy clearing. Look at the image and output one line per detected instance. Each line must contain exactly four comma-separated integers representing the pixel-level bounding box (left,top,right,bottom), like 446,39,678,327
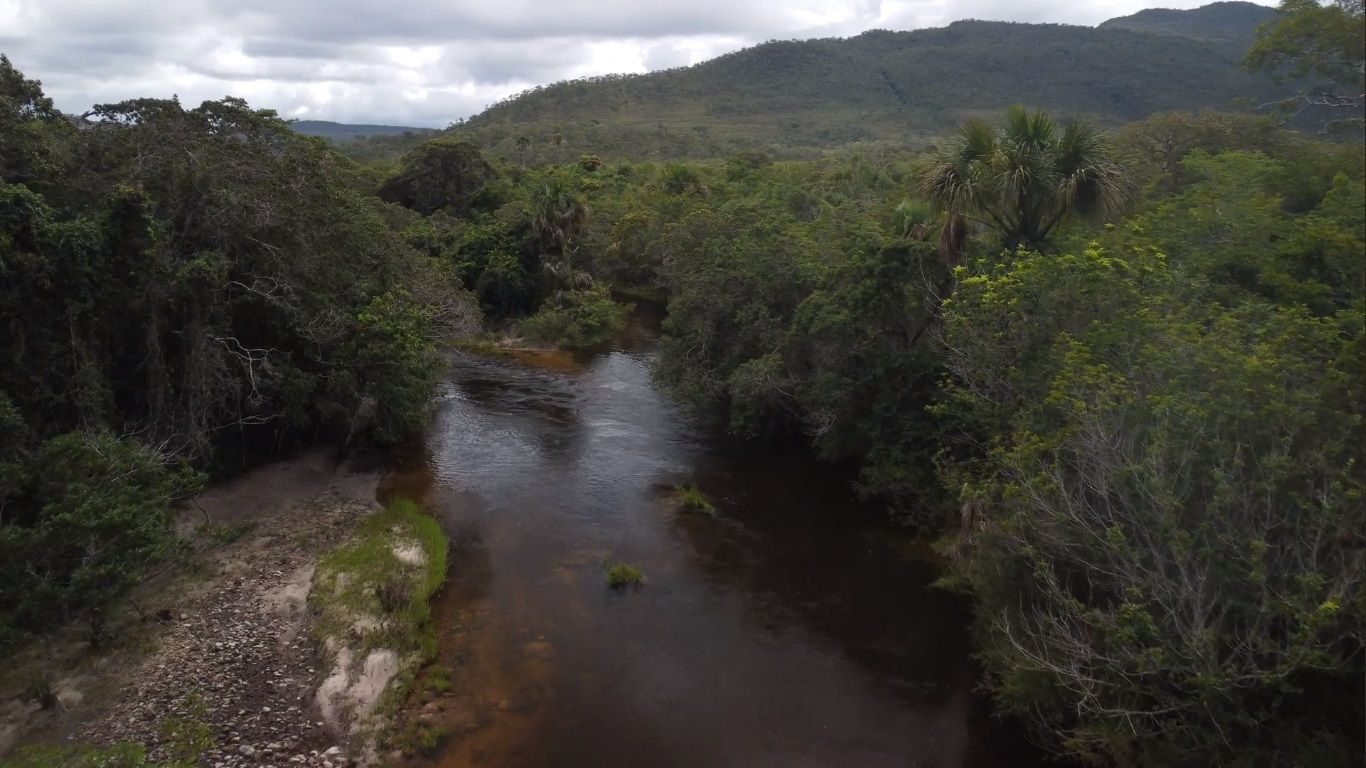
604,562,645,589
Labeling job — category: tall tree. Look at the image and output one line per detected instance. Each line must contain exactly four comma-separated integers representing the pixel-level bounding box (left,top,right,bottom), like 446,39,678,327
1245,0,1366,129
551,129,565,163
0,54,68,184
919,106,1132,259
530,175,590,294
515,134,531,167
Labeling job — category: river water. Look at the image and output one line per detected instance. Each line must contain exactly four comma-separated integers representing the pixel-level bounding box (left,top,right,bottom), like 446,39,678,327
380,305,1041,767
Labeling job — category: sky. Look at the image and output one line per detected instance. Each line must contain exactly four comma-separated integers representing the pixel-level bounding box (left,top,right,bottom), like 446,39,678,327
0,0,1266,127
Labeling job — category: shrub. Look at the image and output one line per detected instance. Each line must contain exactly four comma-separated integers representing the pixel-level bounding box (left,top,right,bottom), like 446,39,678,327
422,663,454,695
0,432,202,648
519,285,627,349
346,290,442,445
21,677,57,710
393,720,451,756
942,245,1365,765
159,693,214,765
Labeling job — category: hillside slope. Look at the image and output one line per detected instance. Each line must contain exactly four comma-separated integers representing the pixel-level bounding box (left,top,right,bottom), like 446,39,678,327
451,8,1289,161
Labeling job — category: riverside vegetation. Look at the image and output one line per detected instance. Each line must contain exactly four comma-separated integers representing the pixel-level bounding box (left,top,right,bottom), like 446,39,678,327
1,1,1363,766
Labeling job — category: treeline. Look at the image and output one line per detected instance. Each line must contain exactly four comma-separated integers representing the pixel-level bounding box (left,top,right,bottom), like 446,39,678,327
0,57,477,647
610,120,1361,766
941,125,1363,763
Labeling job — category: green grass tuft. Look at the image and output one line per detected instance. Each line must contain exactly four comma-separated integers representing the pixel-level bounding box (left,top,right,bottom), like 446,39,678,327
197,521,257,546
0,742,153,768
422,662,455,696
392,719,451,756
604,562,645,589
675,483,716,516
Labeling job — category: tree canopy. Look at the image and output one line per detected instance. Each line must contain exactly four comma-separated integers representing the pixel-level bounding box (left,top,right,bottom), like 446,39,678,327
1245,0,1366,127
920,107,1133,257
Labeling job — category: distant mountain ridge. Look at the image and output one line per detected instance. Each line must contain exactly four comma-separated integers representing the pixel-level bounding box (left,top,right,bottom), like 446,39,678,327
290,120,434,143
1098,2,1276,42
444,2,1288,161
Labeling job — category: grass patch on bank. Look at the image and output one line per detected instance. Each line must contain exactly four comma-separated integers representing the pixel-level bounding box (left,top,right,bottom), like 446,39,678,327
310,497,449,754
0,743,154,768
312,498,447,655
0,693,213,767
451,338,518,358
393,720,452,757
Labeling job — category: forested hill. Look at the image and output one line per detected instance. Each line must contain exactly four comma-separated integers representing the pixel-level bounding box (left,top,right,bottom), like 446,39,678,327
450,3,1288,161
1099,1,1276,41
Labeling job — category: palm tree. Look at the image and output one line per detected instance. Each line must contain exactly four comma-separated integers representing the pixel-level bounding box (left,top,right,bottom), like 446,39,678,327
551,130,565,163
515,135,530,168
920,106,1132,260
531,176,591,297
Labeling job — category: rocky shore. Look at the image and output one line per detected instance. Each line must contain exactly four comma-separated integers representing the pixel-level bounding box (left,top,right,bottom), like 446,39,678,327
0,452,387,767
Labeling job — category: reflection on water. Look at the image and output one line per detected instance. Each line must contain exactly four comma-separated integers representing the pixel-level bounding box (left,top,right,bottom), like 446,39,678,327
387,305,1041,768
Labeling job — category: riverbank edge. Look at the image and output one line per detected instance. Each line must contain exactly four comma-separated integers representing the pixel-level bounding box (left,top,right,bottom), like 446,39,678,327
309,499,448,765
0,450,437,767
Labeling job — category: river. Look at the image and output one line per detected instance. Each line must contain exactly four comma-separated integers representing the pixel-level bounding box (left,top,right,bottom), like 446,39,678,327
379,304,1041,767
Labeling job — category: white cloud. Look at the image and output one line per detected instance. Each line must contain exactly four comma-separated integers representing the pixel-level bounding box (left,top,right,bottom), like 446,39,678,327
1,0,1267,127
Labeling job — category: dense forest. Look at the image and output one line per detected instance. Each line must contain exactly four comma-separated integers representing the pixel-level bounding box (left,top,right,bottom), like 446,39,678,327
1,0,1364,766
0,65,480,648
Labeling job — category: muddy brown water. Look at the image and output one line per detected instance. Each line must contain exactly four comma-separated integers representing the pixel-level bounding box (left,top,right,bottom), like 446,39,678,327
380,305,1044,768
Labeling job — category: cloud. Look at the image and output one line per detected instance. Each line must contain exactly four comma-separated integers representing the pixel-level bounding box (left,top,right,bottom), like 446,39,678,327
2,0,1259,127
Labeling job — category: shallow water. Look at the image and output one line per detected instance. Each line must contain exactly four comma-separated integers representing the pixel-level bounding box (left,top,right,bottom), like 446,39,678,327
382,306,1041,767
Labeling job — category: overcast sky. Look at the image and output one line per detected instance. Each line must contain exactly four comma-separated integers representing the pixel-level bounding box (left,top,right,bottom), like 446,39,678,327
1,0,1266,127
